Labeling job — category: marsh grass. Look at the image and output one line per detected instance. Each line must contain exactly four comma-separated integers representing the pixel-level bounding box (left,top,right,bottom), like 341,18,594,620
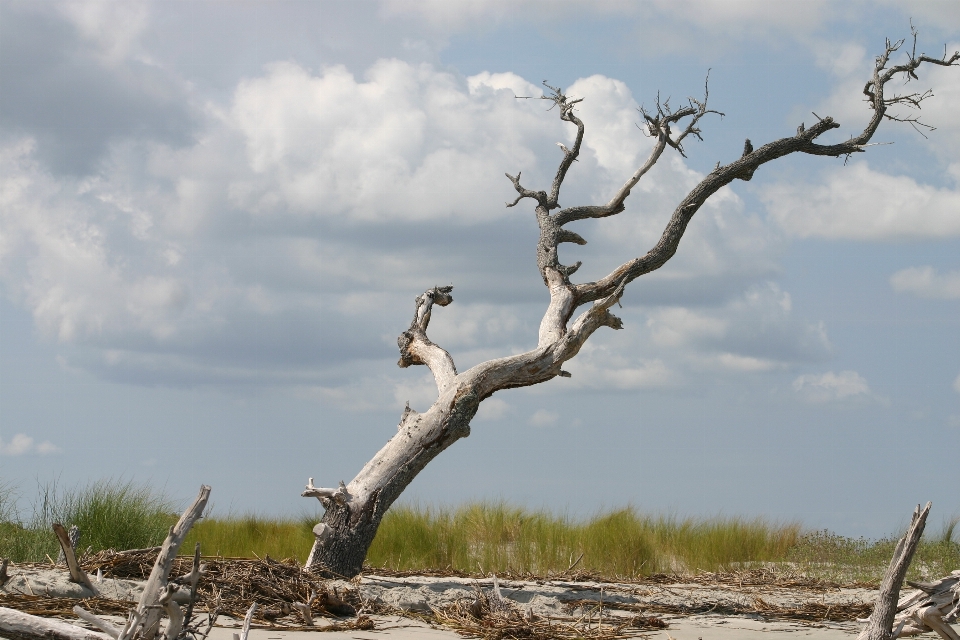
182,515,317,562
3,481,959,583
366,503,801,577
0,479,173,562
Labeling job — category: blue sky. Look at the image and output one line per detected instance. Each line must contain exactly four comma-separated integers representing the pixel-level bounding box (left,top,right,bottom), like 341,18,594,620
0,1,958,538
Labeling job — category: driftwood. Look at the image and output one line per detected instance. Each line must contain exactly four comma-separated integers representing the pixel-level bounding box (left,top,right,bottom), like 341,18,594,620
0,485,211,640
886,571,960,639
0,606,113,640
232,603,256,640
53,523,96,594
56,525,82,566
857,502,933,640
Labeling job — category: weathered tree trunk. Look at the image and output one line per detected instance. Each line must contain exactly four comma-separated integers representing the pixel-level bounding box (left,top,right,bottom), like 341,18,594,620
306,383,480,577
858,502,931,640
301,35,960,577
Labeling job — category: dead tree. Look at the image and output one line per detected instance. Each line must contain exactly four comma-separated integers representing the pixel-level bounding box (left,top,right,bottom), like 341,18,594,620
303,31,959,577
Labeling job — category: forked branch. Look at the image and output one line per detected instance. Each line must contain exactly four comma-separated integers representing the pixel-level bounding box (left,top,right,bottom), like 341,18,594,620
574,30,958,306
397,286,457,392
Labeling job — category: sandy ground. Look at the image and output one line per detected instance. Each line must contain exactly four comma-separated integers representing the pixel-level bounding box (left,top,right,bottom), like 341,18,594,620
205,614,866,639
4,563,958,638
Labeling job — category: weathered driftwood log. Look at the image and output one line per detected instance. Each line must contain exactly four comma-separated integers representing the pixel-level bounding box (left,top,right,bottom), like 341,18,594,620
53,523,96,594
887,571,960,639
857,502,931,640
0,485,211,640
0,607,113,640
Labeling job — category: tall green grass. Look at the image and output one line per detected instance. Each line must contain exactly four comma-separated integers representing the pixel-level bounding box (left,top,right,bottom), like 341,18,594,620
3,479,959,583
0,479,173,562
366,502,801,577
183,515,316,562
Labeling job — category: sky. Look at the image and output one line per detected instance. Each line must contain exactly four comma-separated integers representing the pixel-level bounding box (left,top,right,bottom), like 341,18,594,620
0,0,958,538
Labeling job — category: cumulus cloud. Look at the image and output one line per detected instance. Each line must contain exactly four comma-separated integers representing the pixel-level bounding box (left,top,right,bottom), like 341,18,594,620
890,267,960,299
792,370,876,403
0,433,60,456
0,50,794,394
761,162,960,240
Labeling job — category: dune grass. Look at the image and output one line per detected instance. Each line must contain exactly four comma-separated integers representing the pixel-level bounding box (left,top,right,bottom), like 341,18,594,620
182,515,317,561
3,480,959,583
0,479,173,563
365,502,801,577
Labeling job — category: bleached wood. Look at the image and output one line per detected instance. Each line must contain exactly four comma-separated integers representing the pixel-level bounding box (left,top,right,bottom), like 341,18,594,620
884,571,960,639
159,584,184,640
292,592,315,626
132,485,211,640
73,606,121,639
858,502,931,640
53,523,96,594
231,603,257,640
0,606,112,640
302,33,960,579
56,525,81,566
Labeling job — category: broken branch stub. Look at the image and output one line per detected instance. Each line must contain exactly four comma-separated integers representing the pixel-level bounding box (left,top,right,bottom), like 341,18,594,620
53,523,96,594
857,501,931,640
135,484,211,640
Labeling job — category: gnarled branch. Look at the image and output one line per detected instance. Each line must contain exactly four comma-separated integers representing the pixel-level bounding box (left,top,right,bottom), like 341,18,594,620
397,286,457,392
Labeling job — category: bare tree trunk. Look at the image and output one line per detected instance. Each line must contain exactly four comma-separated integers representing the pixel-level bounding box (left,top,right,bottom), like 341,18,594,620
302,33,959,577
858,503,931,640
307,383,479,577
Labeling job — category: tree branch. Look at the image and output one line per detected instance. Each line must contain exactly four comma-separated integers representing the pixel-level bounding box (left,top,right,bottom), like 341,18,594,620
397,286,458,393
575,34,958,305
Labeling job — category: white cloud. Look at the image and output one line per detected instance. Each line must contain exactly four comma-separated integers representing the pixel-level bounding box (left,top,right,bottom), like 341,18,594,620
528,409,559,427
792,370,876,403
762,162,960,240
0,434,60,456
890,267,960,300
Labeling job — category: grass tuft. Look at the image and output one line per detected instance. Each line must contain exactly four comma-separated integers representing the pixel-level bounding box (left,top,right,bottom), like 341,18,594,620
0,478,173,562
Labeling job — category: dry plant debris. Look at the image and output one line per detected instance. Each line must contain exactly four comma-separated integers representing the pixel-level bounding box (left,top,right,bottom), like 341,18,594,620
0,551,878,638
430,581,661,639
81,550,373,632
